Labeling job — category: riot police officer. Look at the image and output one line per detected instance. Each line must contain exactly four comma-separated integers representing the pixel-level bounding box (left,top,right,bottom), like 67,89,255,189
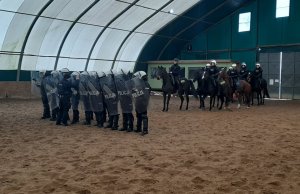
239,62,249,80
70,71,80,124
227,63,239,92
132,71,151,136
252,63,263,84
208,60,220,86
36,70,51,119
56,68,72,126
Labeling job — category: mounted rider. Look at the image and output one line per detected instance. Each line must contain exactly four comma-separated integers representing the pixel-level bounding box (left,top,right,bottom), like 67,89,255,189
169,58,181,92
227,63,239,92
252,62,263,85
207,59,220,86
239,62,249,80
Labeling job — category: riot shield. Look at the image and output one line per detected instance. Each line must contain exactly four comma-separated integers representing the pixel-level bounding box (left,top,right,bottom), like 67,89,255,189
44,73,60,111
70,72,80,110
88,72,103,112
99,74,118,116
79,72,92,112
130,77,150,113
114,73,133,113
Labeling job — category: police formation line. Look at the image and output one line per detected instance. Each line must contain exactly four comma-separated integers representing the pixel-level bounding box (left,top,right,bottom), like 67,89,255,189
36,69,151,136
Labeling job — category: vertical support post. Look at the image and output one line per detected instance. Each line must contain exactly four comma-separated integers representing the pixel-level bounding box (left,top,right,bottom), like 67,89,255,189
279,51,282,99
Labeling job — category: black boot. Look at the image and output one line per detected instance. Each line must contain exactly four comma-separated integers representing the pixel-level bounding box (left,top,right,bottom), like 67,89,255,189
112,115,119,130
95,112,103,128
135,112,142,133
119,113,128,131
71,110,79,124
141,113,148,136
83,111,91,125
127,113,134,132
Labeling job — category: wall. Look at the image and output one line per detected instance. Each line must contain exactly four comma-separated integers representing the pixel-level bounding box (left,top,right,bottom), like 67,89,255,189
0,82,39,99
181,0,300,70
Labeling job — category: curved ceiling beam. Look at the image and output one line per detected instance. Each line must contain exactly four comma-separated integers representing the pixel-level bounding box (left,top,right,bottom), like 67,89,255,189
16,0,54,81
84,0,140,71
111,0,174,70
157,0,229,60
54,0,100,70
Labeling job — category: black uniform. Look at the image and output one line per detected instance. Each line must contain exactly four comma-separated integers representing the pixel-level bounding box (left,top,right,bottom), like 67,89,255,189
208,66,219,86
169,63,181,90
253,67,263,79
71,77,80,124
136,77,151,135
56,76,72,126
239,66,249,80
227,68,239,91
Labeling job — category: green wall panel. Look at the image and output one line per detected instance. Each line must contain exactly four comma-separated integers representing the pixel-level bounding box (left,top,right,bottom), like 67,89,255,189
231,1,257,49
231,50,257,70
207,18,231,50
0,70,31,81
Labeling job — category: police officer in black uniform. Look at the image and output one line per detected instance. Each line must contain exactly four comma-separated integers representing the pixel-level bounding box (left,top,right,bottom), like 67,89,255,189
227,63,239,92
208,60,220,86
169,58,181,91
56,68,72,126
133,71,151,136
252,63,263,84
70,71,80,124
239,62,249,80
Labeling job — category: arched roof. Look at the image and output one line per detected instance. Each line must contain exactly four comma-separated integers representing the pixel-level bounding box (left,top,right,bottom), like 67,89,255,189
0,0,250,79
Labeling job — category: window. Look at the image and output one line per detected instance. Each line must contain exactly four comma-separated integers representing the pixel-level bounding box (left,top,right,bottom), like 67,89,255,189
276,0,290,18
239,12,251,32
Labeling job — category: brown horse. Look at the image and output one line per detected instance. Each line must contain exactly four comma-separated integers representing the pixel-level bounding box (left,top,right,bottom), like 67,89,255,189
234,80,252,108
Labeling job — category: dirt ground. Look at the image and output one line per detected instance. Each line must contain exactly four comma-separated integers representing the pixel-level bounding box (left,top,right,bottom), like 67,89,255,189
0,96,299,194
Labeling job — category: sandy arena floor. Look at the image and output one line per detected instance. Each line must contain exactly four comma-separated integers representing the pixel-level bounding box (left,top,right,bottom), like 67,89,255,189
0,96,299,194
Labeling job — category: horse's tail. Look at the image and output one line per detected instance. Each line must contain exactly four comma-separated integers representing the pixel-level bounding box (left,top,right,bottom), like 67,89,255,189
264,87,270,98
261,79,270,98
189,80,198,99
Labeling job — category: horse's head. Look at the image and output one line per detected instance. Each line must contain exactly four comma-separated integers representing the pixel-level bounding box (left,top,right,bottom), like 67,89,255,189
152,66,167,80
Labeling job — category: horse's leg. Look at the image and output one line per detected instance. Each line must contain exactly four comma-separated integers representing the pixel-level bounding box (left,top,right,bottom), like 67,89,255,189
186,94,189,110
237,93,241,109
200,95,205,110
256,91,260,105
262,89,265,105
179,93,184,110
219,95,224,110
166,93,171,112
162,92,166,111
251,91,254,105
246,93,250,108
209,96,213,111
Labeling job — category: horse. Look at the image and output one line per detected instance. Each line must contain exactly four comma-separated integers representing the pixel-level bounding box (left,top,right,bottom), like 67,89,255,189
193,68,218,111
234,79,252,108
247,72,270,105
152,66,197,111
217,67,232,110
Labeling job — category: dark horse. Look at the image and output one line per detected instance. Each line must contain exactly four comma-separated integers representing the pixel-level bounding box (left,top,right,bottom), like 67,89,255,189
247,72,270,105
153,66,197,111
217,68,232,110
193,68,218,111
